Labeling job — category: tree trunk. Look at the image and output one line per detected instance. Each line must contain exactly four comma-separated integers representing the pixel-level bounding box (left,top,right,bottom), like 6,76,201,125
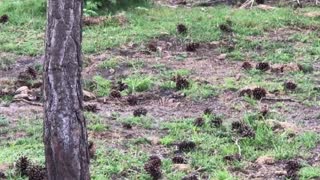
44,0,90,179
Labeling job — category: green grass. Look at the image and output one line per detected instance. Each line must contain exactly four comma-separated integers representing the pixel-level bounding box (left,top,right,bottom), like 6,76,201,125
120,116,153,129
1,1,320,179
98,57,121,69
160,114,319,179
0,115,9,127
92,75,112,97
123,74,153,93
1,0,320,55
181,82,216,100
0,55,15,71
299,166,320,180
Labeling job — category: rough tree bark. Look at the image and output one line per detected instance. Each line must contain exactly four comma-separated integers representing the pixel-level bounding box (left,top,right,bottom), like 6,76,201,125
44,0,90,179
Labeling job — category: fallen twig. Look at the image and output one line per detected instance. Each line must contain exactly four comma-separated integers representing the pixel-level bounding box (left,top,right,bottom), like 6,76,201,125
261,97,296,102
232,137,242,157
13,99,43,106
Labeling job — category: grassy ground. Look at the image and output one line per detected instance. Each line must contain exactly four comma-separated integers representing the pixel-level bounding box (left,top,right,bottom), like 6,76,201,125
1,0,320,179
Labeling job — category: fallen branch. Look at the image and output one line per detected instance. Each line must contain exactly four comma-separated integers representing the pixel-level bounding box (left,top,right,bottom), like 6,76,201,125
13,99,43,106
261,97,296,102
240,0,254,9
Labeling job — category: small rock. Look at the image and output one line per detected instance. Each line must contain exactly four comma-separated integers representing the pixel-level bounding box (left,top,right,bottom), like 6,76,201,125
255,156,275,165
147,136,160,145
83,90,96,101
172,164,191,172
217,54,227,60
109,69,115,74
275,170,287,176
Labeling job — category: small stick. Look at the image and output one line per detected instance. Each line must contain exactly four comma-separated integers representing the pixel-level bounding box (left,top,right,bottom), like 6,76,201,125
260,97,296,102
233,137,242,157
13,99,43,106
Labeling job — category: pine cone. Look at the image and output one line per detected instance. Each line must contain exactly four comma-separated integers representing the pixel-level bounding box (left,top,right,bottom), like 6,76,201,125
127,95,138,106
0,14,9,24
175,75,189,90
16,156,31,176
110,90,121,98
241,61,253,70
177,24,187,34
133,107,148,117
27,165,46,180
172,156,186,164
186,43,200,52
284,81,297,91
203,108,212,115
252,87,267,100
178,141,196,152
193,117,205,127
256,62,270,71
144,156,162,180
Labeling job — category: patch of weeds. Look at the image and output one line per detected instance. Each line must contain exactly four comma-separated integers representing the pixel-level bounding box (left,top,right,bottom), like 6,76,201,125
241,113,319,160
266,47,295,63
131,137,151,145
0,115,9,127
289,72,320,103
121,116,152,129
243,95,258,106
0,55,15,70
33,62,43,73
160,80,176,90
99,57,121,69
0,136,44,167
92,75,111,97
0,94,14,105
85,112,108,132
24,118,43,137
223,77,239,91
159,69,191,90
214,170,234,180
89,123,109,132
161,114,319,179
90,146,148,179
174,53,188,61
299,166,320,180
127,59,145,70
123,74,153,93
227,50,245,61
181,82,216,100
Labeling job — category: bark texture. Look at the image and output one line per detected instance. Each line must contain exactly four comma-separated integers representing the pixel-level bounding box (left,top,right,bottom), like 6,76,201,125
44,0,90,179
